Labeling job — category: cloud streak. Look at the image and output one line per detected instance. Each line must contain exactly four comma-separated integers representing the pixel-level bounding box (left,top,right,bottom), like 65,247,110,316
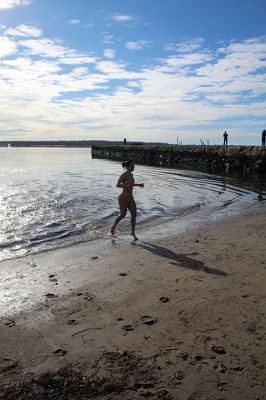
112,14,133,22
18,38,97,64
126,40,149,50
6,24,42,38
68,19,80,25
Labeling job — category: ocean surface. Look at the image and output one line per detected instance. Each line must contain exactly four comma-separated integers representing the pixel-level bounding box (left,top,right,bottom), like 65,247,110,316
0,147,263,262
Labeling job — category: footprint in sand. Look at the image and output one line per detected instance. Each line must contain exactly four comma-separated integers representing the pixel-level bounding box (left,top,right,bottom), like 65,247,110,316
49,274,58,283
5,320,15,328
76,292,93,301
230,366,245,374
45,293,57,299
53,349,67,356
122,325,134,331
67,319,78,325
141,316,158,325
159,296,169,303
83,294,93,301
211,345,226,355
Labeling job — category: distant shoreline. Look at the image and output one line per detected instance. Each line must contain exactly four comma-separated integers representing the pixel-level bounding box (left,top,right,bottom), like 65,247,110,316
0,141,263,148
0,140,161,147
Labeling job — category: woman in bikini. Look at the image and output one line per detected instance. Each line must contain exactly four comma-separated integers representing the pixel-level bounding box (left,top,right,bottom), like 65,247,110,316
110,160,144,240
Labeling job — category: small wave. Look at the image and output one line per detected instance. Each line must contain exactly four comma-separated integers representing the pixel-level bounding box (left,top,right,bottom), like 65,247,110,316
44,221,62,228
173,203,201,218
0,238,24,249
219,199,235,208
26,226,85,247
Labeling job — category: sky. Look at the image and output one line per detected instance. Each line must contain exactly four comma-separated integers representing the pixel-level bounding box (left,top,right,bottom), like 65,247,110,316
0,0,265,145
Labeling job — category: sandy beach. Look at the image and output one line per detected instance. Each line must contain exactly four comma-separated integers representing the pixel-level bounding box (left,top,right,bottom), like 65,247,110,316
0,203,265,400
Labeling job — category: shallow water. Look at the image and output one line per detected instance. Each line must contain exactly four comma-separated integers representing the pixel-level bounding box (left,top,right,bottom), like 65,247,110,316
0,147,263,261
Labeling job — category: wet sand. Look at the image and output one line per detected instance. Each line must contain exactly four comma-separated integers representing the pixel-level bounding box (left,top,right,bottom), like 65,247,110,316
0,204,265,400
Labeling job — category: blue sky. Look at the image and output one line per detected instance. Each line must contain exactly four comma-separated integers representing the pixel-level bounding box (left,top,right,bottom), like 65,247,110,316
0,0,265,145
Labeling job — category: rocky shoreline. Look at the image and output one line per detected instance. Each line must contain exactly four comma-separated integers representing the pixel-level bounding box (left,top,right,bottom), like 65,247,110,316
92,144,266,174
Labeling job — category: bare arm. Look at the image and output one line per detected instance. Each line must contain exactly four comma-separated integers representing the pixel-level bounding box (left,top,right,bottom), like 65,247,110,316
116,173,130,189
133,183,144,188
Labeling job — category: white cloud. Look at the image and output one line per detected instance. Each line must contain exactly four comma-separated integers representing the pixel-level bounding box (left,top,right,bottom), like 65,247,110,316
68,19,80,25
126,40,149,51
196,37,266,89
112,14,133,22
6,24,42,38
0,36,16,57
96,60,127,76
0,34,265,143
19,38,69,58
103,48,115,59
58,56,97,65
0,0,31,10
19,38,97,64
165,38,205,53
164,52,213,68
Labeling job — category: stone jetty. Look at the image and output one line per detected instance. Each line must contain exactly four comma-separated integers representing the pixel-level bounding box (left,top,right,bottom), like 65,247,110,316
91,144,266,174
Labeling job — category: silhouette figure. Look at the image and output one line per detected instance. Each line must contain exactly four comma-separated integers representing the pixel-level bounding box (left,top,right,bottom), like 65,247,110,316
261,130,266,147
223,131,228,147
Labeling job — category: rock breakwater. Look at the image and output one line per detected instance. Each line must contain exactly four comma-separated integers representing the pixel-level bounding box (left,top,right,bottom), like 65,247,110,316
91,145,266,174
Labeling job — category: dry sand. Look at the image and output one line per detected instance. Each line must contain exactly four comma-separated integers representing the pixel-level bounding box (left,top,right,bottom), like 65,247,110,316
0,204,265,400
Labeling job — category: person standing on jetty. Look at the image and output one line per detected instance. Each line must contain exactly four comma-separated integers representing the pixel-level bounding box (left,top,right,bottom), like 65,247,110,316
261,129,266,146
110,161,144,240
223,131,228,147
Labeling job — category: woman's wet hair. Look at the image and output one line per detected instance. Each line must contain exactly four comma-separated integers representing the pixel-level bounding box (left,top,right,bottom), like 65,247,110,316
122,160,133,169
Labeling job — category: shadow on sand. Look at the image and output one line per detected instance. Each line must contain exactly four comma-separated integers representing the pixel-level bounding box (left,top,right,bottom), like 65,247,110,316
136,242,228,277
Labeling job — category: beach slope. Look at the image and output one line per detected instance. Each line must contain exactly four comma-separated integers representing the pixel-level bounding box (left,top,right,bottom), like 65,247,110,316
0,205,265,400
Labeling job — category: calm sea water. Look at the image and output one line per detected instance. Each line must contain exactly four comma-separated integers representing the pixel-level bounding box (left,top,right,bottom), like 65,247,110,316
0,147,262,262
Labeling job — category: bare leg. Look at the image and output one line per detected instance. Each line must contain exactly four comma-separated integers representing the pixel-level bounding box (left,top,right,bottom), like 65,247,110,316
110,195,127,235
128,199,138,240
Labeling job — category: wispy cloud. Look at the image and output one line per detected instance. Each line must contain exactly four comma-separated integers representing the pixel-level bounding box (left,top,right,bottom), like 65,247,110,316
162,52,213,68
112,14,133,22
165,38,205,53
126,40,149,50
103,49,115,59
19,38,97,64
0,0,31,10
103,33,115,44
6,24,42,38
67,20,94,29
68,19,80,25
95,60,134,78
